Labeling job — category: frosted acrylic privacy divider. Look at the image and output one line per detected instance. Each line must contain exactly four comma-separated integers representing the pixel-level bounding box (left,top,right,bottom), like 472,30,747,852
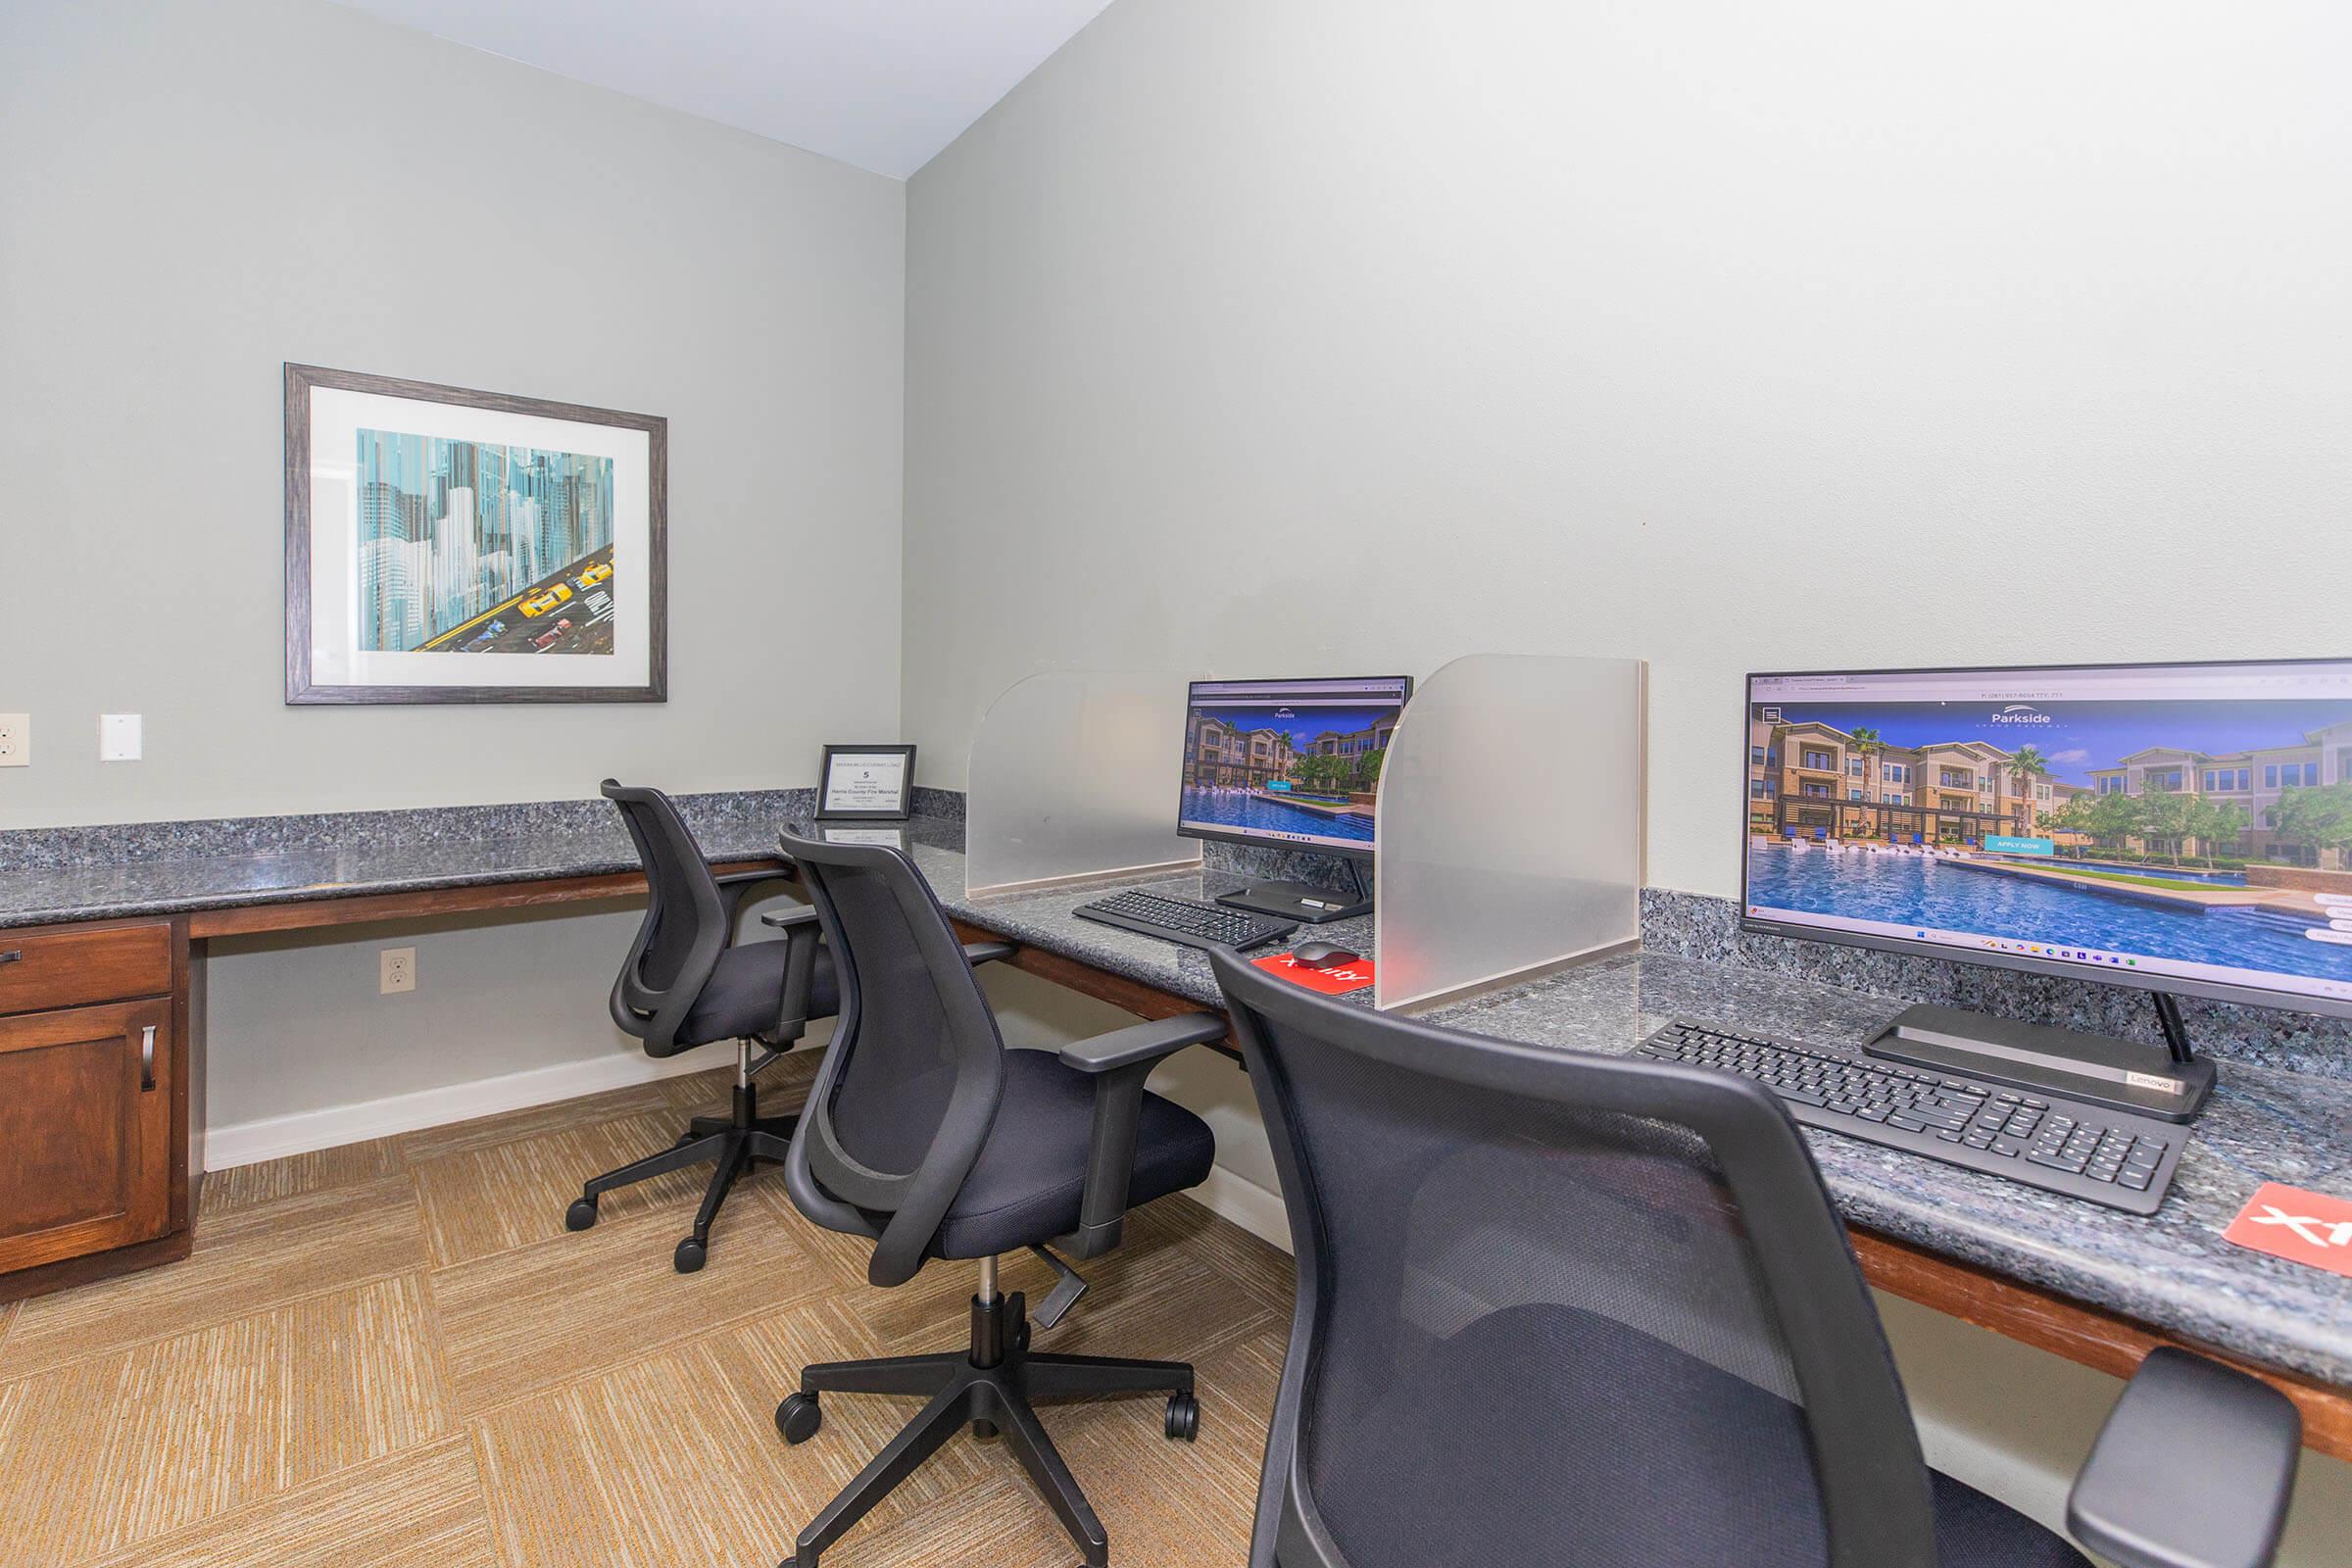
1375,655,1646,1010
965,670,1206,897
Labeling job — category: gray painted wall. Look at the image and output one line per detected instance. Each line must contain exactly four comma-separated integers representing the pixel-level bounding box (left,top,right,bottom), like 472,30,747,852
897,2,2352,1551
902,0,2352,903
206,905,662,1127
0,0,906,1132
1,0,906,831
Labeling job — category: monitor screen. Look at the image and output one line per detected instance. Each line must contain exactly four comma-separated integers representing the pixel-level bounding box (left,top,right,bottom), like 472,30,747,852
1743,662,2352,1017
1178,676,1412,857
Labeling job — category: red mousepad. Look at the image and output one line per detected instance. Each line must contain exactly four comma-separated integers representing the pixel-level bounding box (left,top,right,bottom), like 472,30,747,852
1252,951,1374,996
2222,1182,2352,1277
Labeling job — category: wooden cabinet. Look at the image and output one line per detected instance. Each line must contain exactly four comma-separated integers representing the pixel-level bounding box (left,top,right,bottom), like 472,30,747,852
0,924,172,1015
0,919,190,1298
0,1000,173,1272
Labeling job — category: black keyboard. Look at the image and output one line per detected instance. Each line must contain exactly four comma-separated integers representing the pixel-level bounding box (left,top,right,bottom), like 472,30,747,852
1073,889,1298,952
1636,1022,2184,1215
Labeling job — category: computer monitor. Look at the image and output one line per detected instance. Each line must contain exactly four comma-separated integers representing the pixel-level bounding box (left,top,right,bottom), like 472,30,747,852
1744,660,2352,1119
1179,675,1412,922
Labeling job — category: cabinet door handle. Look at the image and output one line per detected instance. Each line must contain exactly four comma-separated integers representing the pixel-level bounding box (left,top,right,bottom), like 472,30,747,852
0,949,21,964
139,1025,158,1092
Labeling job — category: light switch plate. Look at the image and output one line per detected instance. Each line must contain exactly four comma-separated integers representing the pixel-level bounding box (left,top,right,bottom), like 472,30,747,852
99,713,141,761
0,713,25,767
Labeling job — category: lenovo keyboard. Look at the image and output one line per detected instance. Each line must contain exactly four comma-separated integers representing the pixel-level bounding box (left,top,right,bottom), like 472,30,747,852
1073,889,1298,953
1636,1021,2183,1215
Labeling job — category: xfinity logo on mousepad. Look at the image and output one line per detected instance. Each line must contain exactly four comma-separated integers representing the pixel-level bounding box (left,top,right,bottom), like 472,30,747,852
2223,1182,2352,1276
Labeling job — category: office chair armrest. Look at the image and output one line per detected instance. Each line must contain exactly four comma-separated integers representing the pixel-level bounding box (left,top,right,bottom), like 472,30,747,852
718,864,795,910
758,910,824,1044
716,865,795,888
2067,1348,2301,1568
962,939,1018,967
1057,1011,1229,1074
1054,1012,1228,1261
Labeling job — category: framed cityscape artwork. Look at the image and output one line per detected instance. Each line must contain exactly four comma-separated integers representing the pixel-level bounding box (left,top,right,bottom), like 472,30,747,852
284,363,667,704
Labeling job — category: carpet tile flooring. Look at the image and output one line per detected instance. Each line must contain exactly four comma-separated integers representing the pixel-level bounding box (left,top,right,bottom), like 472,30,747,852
0,1055,1293,1567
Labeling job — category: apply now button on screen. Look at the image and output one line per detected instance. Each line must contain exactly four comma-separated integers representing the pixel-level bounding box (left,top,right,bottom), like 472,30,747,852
1985,835,2055,856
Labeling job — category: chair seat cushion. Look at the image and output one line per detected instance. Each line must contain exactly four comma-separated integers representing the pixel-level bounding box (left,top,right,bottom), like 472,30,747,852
676,939,841,1048
1309,1301,2088,1568
928,1048,1216,1258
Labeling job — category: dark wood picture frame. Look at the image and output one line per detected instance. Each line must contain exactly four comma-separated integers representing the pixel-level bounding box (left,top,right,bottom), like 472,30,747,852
284,363,667,705
817,744,918,821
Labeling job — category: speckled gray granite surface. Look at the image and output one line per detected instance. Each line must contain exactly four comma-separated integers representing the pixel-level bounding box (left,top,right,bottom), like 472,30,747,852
1426,955,2352,1386
8,798,2350,1382
1642,887,2352,1082
914,831,2352,1387
907,786,966,823
922,851,1363,1014
1200,839,1364,893
0,790,818,928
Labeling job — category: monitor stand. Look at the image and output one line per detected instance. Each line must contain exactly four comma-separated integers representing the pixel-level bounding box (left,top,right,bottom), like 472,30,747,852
1863,992,2215,1124
1214,858,1371,925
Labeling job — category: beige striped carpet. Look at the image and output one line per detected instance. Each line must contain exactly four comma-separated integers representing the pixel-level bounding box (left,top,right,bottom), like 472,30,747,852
0,1054,1295,1567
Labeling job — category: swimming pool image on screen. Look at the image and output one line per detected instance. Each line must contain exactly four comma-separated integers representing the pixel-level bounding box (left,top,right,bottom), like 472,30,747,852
1180,783,1379,843
1177,678,1408,853
1748,849,2352,984
1744,673,2352,1001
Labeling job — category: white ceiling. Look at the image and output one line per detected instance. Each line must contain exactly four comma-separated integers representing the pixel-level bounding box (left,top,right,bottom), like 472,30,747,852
335,0,1114,179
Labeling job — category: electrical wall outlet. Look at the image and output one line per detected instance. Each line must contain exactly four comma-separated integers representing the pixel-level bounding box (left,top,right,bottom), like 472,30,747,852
99,712,142,761
0,713,25,767
379,947,417,994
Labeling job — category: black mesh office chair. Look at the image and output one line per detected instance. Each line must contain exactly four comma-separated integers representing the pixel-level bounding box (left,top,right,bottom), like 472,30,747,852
1210,950,2303,1568
564,780,840,1273
768,823,1229,1568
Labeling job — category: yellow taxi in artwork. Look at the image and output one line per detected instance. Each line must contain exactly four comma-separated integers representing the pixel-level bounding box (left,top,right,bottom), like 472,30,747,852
575,561,613,590
519,582,573,617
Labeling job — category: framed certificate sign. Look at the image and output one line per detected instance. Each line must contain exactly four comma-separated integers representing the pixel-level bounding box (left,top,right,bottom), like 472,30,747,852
819,745,916,820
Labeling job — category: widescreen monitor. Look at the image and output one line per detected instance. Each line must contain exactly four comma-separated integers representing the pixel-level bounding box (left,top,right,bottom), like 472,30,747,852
1743,661,2352,1019
1178,676,1412,858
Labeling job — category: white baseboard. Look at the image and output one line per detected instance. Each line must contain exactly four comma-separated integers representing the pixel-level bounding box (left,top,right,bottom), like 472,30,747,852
1191,1163,1294,1253
202,1050,719,1170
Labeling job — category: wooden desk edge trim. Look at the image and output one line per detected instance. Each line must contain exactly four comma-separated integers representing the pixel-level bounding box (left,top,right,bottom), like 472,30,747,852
1849,1229,2352,1460
949,913,2352,1461
185,858,790,939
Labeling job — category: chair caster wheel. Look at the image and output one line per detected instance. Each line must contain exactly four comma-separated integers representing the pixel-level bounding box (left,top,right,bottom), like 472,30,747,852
564,1198,598,1231
1165,1391,1200,1442
776,1392,822,1445
674,1237,707,1273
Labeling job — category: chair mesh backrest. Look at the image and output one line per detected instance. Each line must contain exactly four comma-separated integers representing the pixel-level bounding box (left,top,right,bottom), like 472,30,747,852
777,827,1010,1287
807,855,991,1176
603,782,728,1048
606,785,720,988
1217,955,1936,1568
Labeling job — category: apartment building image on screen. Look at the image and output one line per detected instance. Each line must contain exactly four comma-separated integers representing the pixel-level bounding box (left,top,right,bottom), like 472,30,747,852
1178,677,1410,853
1744,662,2352,1008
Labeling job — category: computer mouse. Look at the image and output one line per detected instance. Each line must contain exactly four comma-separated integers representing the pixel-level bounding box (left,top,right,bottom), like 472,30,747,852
1291,941,1360,969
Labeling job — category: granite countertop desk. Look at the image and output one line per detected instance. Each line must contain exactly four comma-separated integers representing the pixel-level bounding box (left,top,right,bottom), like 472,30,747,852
895,819,2352,1451
0,792,826,934
6,800,2349,1452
